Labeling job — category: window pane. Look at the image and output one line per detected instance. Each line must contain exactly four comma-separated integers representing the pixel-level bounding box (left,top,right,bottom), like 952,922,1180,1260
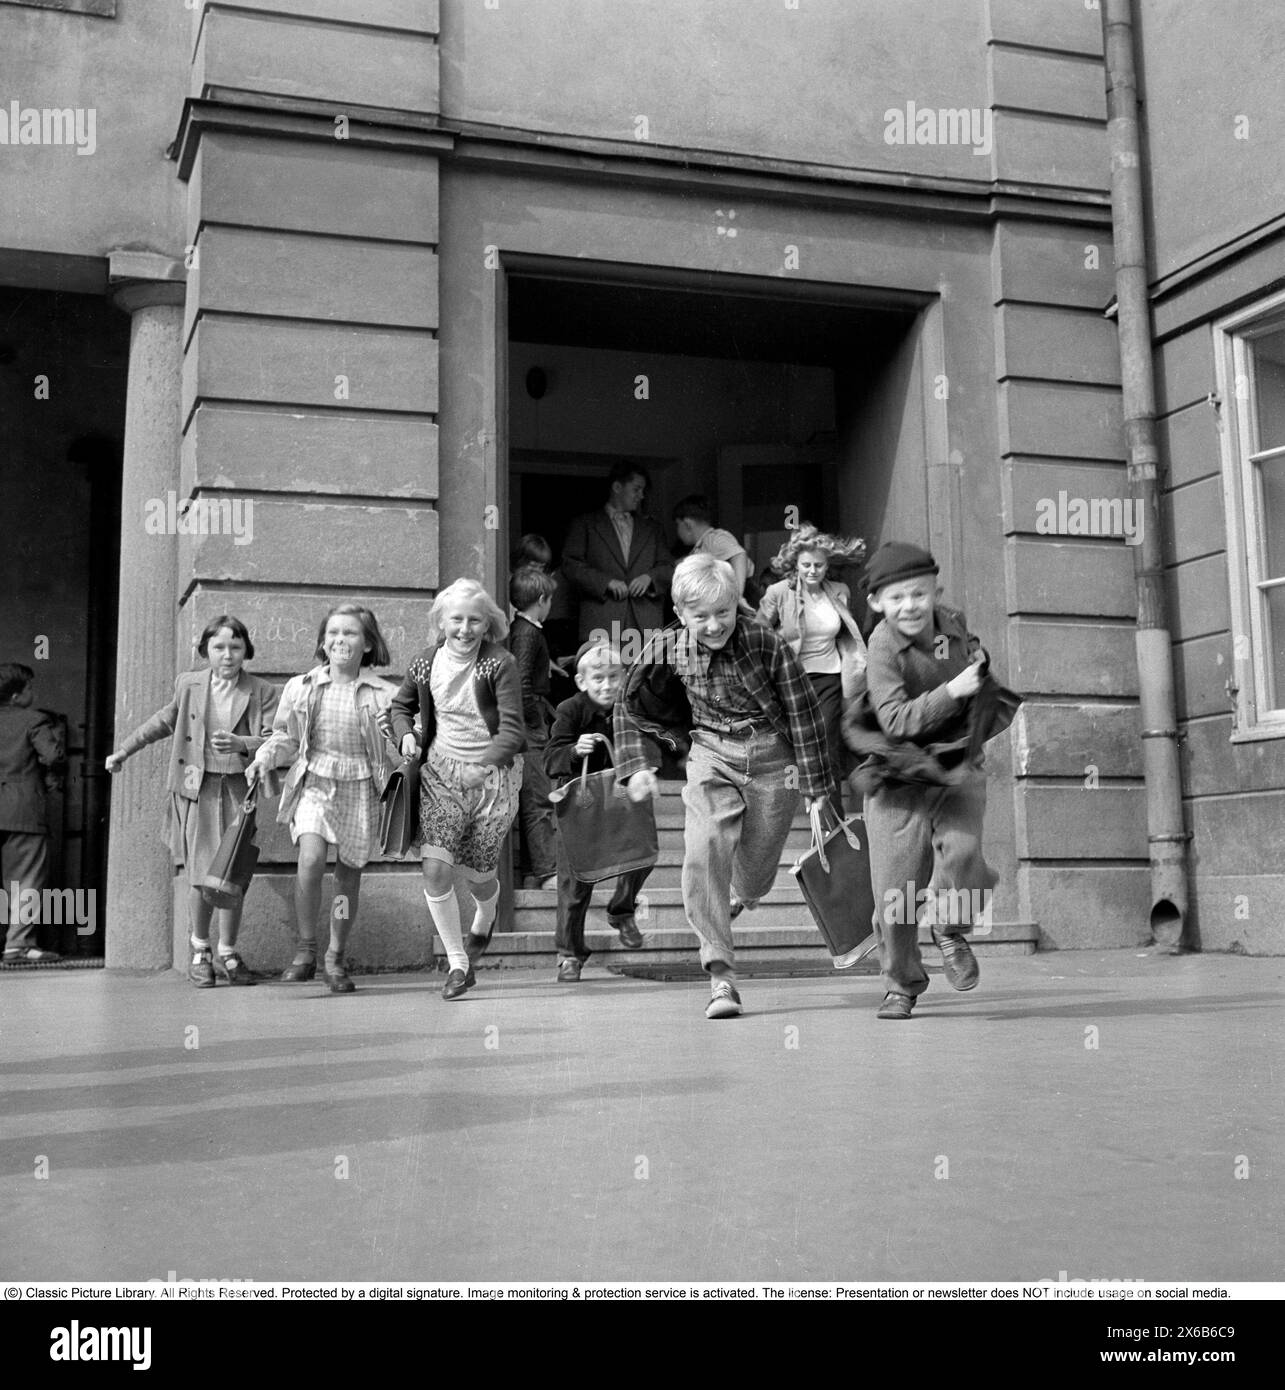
1265,586,1285,713
1259,456,1285,579
1253,328,1285,450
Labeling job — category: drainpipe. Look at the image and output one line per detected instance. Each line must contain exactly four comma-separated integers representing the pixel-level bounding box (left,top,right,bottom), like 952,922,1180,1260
1101,0,1191,950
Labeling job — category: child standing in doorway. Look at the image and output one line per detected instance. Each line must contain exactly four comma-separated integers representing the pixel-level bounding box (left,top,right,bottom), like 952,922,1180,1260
106,618,277,986
390,579,526,1000
249,604,396,994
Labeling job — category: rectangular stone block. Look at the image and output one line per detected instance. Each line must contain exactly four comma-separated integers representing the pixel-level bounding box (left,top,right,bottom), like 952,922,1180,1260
991,111,1108,193
1155,327,1215,416
1172,632,1234,720
999,380,1123,459
185,227,438,341
1188,790,1285,877
1012,702,1142,779
1015,783,1148,859
210,0,439,33
1181,714,1285,798
1167,552,1231,643
1018,866,1151,950
1157,401,1221,490
178,497,438,589
1008,619,1138,697
995,303,1120,386
188,133,439,244
991,221,1116,310
179,585,439,675
1190,874,1285,955
1162,475,1224,567
1006,539,1135,618
182,404,438,499
989,47,1106,121
194,7,439,114
988,0,1103,54
1002,459,1129,535
182,316,437,422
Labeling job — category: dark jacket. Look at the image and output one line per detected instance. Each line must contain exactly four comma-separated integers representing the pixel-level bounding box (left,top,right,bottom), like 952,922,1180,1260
545,690,661,783
389,640,526,766
561,507,674,642
507,614,553,731
0,705,65,833
842,605,1021,794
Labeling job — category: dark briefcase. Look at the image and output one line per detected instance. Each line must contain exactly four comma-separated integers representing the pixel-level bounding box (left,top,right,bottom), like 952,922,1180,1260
379,748,423,858
791,802,879,968
201,786,261,910
548,738,658,883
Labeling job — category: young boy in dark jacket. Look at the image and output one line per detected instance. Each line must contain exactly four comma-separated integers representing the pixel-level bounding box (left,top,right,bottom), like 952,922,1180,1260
508,565,558,889
845,542,1019,1020
544,641,656,981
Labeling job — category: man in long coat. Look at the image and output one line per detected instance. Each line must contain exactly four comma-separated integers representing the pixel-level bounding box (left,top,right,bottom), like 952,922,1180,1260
562,463,674,648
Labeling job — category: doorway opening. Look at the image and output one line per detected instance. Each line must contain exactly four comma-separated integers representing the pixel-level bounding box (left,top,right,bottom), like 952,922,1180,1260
504,263,929,652
0,286,127,958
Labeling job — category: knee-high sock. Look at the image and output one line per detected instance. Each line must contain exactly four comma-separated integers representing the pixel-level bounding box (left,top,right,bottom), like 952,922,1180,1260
470,882,500,939
425,888,468,972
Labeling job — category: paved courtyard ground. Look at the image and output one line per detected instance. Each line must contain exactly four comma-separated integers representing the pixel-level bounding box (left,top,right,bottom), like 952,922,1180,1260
2,950,1281,1284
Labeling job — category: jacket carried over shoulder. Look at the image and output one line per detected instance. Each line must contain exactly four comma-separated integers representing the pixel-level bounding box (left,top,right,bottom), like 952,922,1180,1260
842,603,1021,794
389,640,526,765
0,705,66,833
257,666,397,824
119,669,278,800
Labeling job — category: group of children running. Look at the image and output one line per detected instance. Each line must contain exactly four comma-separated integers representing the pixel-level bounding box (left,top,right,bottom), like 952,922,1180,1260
105,537,1010,1022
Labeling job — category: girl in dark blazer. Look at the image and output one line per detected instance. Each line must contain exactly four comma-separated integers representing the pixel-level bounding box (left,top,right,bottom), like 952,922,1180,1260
390,578,526,1001
107,616,278,988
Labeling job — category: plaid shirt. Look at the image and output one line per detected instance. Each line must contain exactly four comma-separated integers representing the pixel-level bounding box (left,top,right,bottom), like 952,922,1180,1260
612,618,832,798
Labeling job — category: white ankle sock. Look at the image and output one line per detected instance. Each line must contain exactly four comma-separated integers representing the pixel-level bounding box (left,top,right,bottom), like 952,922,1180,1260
216,943,237,960
425,888,468,972
190,935,210,956
470,884,500,939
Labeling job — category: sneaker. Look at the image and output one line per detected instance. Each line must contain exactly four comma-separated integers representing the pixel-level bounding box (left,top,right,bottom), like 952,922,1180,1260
934,930,979,991
705,978,742,1020
876,991,915,1020
556,957,582,983
188,949,216,989
442,967,469,1000
217,952,257,986
4,947,61,963
613,917,644,949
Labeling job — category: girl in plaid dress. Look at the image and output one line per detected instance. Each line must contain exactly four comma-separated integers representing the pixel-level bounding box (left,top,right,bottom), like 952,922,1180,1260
250,604,396,994
390,579,526,1000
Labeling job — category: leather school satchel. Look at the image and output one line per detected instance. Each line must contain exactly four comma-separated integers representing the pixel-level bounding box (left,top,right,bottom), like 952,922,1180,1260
201,786,261,910
791,801,879,969
547,737,658,883
379,748,423,858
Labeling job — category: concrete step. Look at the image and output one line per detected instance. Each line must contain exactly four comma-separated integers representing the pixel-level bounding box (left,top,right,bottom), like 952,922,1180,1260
512,884,811,930
447,919,1040,969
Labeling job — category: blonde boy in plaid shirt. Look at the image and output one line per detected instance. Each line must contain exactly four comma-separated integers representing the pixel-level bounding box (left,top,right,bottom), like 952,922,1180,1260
614,554,832,1019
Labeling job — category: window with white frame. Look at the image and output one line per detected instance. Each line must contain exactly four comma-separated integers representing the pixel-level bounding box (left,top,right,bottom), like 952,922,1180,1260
1217,289,1285,736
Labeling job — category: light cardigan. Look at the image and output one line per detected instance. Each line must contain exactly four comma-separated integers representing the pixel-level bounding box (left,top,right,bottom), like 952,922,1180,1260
756,577,868,698
389,640,527,766
118,669,278,798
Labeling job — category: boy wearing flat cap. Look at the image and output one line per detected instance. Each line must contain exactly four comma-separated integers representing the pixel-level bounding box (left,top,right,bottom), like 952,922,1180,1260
846,542,1018,1020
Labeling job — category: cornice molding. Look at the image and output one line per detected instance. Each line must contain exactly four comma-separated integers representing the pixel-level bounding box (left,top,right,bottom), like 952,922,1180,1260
171,93,1112,229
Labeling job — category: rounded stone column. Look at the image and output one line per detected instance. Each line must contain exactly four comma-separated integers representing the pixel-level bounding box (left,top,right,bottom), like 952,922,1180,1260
105,281,185,969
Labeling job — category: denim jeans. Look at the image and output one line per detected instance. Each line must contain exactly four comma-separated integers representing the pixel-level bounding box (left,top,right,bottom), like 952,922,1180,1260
863,770,996,998
680,727,800,971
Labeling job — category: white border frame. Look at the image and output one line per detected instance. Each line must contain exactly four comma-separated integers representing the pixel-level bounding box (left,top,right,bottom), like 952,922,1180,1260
1213,285,1285,740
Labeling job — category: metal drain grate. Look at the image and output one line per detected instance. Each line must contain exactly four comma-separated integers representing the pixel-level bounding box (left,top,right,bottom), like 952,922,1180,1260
1,957,105,971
